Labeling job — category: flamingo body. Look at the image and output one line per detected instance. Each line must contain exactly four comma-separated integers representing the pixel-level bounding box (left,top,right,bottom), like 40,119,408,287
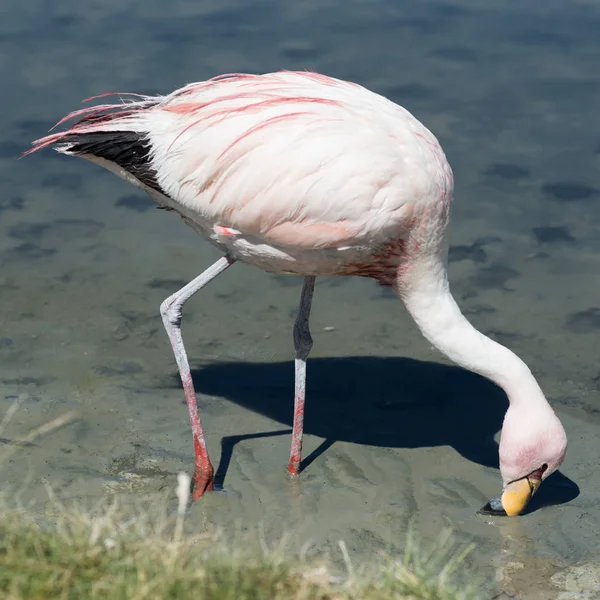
30,72,452,284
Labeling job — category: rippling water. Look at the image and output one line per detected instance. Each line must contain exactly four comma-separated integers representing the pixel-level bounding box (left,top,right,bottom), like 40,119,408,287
2,1,600,597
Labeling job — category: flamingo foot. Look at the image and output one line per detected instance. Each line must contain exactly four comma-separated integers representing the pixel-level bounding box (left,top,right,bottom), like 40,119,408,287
191,467,215,501
287,459,301,477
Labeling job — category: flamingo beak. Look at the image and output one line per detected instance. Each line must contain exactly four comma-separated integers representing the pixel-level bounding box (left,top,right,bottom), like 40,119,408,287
478,468,544,517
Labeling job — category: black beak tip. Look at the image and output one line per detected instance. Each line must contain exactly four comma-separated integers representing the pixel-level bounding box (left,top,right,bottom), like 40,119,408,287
478,502,508,517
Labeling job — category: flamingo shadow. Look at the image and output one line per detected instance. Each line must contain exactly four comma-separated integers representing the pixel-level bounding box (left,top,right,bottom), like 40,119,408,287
179,355,578,509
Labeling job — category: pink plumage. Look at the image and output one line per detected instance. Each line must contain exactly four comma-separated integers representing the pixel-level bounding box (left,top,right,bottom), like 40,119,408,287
27,70,567,514
29,71,452,282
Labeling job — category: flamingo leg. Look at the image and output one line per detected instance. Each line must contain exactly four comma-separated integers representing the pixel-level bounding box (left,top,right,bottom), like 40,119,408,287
288,275,316,476
160,255,236,500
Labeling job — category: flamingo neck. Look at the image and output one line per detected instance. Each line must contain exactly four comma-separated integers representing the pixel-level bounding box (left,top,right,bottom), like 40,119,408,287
395,258,548,411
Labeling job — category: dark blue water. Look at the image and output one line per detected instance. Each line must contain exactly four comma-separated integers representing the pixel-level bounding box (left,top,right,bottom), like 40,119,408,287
2,2,600,596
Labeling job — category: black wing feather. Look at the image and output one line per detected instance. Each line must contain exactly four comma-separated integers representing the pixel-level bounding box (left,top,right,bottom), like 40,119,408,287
63,131,166,196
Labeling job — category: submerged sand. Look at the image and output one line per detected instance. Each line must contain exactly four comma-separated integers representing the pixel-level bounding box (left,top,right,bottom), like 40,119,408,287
2,1,600,598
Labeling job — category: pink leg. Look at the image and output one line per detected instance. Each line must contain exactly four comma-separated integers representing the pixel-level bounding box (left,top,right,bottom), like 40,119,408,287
288,276,315,476
160,255,236,501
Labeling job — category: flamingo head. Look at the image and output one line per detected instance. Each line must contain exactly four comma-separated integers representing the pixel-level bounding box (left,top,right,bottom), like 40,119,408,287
479,403,567,517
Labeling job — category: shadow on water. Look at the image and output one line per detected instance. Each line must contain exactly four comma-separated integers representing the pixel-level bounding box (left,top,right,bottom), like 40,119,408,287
178,356,578,509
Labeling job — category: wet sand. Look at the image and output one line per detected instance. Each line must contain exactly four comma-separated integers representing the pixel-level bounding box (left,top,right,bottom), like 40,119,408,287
3,1,600,598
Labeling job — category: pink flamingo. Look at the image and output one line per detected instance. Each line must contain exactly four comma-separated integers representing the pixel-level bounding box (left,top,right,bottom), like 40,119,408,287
27,71,567,515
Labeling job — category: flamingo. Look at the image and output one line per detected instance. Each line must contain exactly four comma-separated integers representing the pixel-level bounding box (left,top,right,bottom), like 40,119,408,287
26,71,567,515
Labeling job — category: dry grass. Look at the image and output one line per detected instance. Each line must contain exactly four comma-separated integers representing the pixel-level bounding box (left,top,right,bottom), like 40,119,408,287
0,402,481,600
0,489,479,600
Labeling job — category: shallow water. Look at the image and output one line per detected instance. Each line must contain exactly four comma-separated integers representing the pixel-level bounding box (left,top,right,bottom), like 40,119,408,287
2,0,600,597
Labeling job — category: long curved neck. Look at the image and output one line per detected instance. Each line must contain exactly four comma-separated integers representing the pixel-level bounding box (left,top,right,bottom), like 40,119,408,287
395,256,548,410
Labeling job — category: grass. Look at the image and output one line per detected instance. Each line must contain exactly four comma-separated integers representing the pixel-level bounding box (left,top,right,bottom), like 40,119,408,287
0,492,478,600
0,403,481,600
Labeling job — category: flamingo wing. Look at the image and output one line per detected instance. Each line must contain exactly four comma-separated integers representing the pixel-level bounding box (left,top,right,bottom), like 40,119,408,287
27,72,452,250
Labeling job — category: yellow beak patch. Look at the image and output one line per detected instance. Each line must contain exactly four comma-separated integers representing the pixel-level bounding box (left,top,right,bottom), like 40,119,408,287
501,476,542,516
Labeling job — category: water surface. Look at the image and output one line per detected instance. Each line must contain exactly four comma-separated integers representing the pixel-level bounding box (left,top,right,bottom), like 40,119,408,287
2,1,600,597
